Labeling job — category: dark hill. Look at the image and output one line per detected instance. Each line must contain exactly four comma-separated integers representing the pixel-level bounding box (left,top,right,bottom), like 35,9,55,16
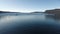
45,9,60,14
45,9,60,18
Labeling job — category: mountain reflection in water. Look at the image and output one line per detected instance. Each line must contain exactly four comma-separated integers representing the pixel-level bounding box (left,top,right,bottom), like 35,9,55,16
0,13,60,34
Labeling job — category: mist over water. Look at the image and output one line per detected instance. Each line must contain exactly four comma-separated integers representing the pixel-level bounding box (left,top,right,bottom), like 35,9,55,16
0,13,60,34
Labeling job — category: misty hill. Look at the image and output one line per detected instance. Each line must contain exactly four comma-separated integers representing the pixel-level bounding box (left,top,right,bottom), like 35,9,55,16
0,11,19,13
31,11,44,13
0,11,20,16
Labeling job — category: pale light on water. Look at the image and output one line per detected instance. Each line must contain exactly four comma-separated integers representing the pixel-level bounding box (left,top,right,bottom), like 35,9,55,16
0,14,60,34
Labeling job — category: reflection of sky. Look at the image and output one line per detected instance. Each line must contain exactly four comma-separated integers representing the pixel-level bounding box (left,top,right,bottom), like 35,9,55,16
0,0,60,13
0,15,45,28
1,15,60,31
0,15,60,34
0,15,45,22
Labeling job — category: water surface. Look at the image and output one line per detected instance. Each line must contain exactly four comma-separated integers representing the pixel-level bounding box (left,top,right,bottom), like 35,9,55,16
0,13,60,34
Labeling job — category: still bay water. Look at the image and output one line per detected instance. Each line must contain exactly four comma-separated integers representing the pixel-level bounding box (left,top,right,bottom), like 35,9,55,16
0,13,60,34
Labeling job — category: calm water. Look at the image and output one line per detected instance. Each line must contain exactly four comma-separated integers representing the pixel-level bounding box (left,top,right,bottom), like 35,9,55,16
0,13,60,34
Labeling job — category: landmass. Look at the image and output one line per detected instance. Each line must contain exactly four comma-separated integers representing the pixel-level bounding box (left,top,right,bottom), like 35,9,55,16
0,11,19,13
0,9,60,16
45,9,60,15
45,9,60,19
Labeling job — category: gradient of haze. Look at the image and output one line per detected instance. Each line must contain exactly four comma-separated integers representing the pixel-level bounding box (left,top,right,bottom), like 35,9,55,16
0,0,60,13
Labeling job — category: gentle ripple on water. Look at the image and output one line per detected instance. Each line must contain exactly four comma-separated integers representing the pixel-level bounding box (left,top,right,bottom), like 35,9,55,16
0,14,60,34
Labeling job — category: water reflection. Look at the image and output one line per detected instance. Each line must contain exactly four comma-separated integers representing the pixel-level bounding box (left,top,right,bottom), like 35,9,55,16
45,15,60,23
0,14,60,34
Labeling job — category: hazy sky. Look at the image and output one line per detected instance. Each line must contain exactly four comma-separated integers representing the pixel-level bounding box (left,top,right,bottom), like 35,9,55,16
0,0,60,13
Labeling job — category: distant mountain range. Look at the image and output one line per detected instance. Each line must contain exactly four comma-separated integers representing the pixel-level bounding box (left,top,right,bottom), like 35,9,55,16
0,11,43,13
0,9,60,15
30,11,44,14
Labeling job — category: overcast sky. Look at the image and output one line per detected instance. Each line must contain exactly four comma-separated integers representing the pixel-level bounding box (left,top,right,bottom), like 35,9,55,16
0,0,60,13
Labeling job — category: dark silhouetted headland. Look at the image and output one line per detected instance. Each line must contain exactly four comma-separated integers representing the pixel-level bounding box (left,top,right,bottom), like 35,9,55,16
45,9,60,19
45,9,60,14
